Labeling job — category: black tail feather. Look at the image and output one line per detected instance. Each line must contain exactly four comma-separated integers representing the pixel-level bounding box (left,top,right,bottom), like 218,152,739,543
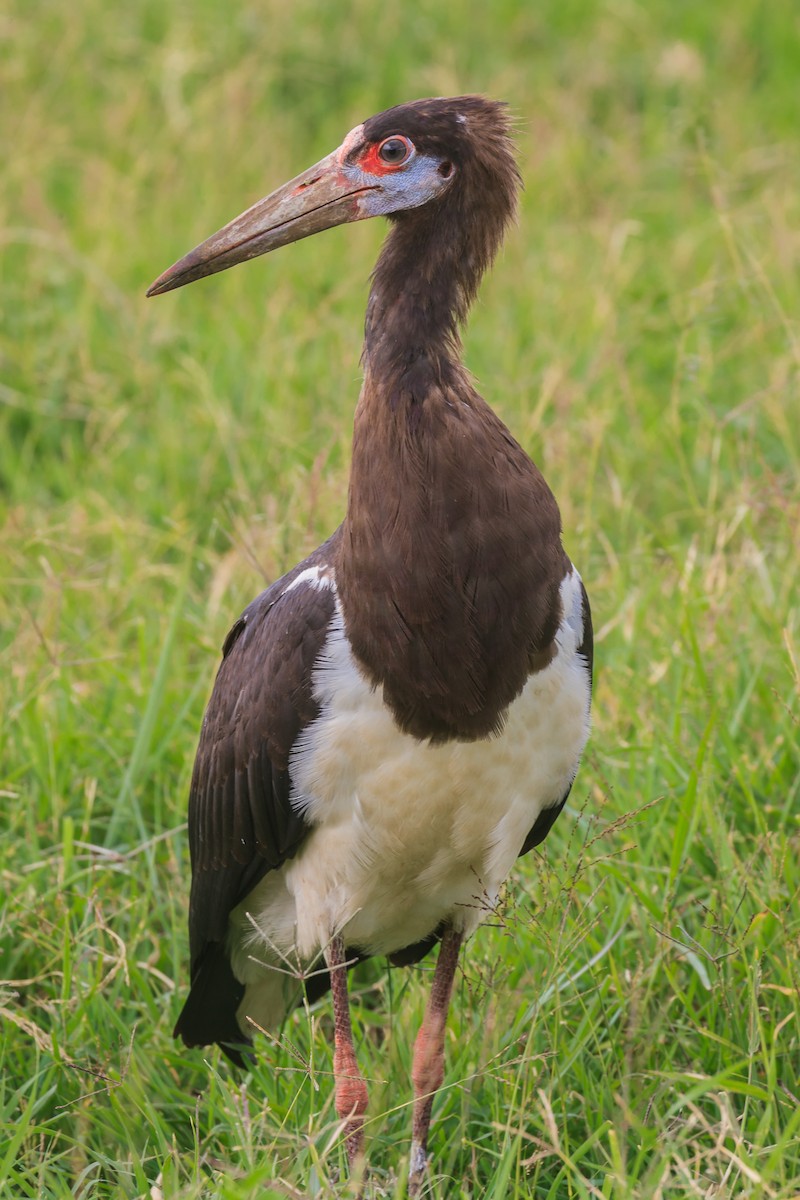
174,941,252,1067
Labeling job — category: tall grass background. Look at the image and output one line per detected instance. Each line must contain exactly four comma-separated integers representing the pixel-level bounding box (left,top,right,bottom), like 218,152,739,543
1,1,798,1196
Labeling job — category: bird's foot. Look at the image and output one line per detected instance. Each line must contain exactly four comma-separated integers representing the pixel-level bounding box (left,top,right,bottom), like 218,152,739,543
345,1119,366,1170
344,1133,368,1198
407,1140,428,1197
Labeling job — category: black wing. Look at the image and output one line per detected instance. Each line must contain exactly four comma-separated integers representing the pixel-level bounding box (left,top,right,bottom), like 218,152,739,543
174,533,340,1057
519,576,593,856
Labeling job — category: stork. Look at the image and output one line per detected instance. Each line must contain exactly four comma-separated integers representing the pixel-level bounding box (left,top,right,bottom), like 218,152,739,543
148,96,593,1192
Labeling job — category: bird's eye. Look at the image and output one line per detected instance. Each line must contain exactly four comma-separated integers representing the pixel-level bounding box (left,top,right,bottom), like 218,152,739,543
377,136,413,166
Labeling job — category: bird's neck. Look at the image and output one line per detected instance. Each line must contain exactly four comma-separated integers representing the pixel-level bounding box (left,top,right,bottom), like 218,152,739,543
362,206,487,382
337,210,566,743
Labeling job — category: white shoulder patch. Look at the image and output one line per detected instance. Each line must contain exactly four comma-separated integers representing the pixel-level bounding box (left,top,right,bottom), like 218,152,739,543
281,565,337,598
557,568,586,654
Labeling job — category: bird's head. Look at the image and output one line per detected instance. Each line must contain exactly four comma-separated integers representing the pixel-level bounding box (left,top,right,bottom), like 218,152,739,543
146,96,518,297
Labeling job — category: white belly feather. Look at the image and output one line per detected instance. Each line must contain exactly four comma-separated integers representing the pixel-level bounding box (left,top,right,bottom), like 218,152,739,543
232,568,590,1030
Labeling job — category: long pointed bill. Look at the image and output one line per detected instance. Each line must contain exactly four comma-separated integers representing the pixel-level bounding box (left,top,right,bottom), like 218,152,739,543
146,148,376,297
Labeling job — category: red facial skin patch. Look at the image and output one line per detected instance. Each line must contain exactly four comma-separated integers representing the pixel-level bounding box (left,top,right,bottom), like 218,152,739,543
359,137,413,176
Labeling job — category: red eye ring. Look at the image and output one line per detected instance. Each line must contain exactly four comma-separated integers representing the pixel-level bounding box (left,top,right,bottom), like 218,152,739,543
377,136,413,166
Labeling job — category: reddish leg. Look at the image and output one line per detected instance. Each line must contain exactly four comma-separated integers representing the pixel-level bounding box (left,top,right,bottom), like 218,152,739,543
408,926,462,1196
326,933,368,1170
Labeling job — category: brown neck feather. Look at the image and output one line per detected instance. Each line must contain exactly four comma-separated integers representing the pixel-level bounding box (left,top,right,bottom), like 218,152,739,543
336,142,568,743
364,124,518,378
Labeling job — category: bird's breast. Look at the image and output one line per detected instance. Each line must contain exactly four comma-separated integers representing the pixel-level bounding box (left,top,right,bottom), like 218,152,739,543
277,566,591,958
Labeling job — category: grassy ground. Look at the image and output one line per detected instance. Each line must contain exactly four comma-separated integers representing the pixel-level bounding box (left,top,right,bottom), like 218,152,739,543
2,0,799,1196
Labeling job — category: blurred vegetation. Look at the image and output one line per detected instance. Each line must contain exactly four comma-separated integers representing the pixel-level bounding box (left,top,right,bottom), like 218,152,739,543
1,0,798,1196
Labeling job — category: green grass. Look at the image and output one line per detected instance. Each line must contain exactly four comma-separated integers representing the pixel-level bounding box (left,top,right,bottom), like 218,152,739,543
2,0,799,1195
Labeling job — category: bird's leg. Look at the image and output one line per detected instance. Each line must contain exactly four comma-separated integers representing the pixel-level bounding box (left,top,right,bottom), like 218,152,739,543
326,933,368,1171
408,926,463,1196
